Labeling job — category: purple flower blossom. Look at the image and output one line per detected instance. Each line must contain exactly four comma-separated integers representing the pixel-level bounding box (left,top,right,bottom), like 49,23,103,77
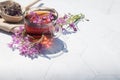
8,43,13,48
69,23,75,27
56,18,66,25
11,35,20,44
49,12,54,20
28,11,56,25
8,26,42,59
55,13,82,33
63,14,68,19
69,23,77,31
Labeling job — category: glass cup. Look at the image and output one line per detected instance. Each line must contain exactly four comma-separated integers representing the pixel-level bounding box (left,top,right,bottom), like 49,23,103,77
24,7,61,42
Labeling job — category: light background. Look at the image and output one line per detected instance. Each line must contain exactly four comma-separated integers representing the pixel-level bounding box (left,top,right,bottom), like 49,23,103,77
0,0,120,80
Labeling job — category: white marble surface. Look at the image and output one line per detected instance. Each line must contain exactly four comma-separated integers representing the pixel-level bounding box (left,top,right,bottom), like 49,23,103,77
0,0,120,80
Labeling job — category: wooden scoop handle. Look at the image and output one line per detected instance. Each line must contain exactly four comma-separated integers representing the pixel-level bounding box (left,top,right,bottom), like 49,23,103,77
25,0,41,10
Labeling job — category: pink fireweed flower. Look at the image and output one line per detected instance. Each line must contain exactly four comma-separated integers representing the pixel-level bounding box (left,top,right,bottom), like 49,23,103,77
69,23,77,31
28,11,55,25
63,14,68,19
56,17,66,26
48,12,55,20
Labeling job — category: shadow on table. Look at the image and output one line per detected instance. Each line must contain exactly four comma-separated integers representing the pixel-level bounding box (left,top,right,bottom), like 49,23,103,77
40,38,68,59
0,29,12,35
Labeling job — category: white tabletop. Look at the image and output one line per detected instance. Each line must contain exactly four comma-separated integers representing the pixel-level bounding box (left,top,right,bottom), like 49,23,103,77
0,0,120,80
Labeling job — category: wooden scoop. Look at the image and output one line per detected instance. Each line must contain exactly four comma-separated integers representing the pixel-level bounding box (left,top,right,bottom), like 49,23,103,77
0,0,41,23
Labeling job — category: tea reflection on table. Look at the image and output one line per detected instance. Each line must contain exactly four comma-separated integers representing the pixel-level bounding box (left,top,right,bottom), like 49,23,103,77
40,38,68,59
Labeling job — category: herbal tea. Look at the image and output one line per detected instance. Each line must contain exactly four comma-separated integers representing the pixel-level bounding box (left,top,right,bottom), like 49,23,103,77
24,9,57,41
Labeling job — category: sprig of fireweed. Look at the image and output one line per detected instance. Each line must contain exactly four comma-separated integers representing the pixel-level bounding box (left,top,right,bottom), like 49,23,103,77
55,13,89,34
